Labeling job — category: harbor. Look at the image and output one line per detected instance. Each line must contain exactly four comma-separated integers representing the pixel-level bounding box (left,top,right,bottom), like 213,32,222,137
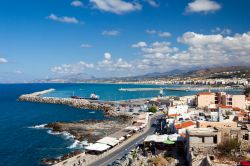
118,86,243,92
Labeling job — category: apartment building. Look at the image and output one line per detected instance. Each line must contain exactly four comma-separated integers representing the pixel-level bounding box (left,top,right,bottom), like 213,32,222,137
196,92,246,109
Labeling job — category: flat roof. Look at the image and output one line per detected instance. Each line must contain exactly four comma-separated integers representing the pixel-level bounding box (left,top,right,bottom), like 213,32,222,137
85,143,110,152
96,137,119,146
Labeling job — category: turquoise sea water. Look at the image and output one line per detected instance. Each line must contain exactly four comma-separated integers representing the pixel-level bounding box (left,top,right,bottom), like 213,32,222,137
0,83,243,166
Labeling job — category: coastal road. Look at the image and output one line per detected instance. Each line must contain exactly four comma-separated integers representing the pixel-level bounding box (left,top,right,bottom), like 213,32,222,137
89,114,163,166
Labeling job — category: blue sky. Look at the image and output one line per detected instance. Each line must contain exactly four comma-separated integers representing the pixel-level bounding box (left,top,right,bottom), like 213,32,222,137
0,0,250,82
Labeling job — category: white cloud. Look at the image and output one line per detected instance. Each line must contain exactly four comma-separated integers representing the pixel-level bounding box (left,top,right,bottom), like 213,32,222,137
104,52,112,60
90,0,142,14
51,31,250,77
132,31,250,73
51,61,94,74
146,29,171,38
14,70,23,74
71,0,84,7
132,41,147,48
102,30,120,36
0,58,8,64
146,29,157,35
211,27,232,36
80,44,93,48
186,0,221,13
158,32,171,38
146,0,159,7
113,58,132,69
178,32,223,45
47,13,80,24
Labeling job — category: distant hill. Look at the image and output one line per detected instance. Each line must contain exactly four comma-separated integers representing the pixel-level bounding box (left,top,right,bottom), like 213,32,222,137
127,66,250,80
34,73,96,83
186,66,250,78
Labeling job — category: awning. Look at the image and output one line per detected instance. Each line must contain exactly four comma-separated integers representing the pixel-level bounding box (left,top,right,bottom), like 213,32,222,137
85,143,110,152
163,139,175,145
96,137,119,146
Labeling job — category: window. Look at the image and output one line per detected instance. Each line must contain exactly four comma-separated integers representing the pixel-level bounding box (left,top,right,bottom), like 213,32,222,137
202,137,205,143
243,134,249,140
213,136,217,143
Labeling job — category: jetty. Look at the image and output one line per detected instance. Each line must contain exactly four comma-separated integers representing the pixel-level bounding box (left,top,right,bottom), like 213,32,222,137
119,87,190,92
18,89,114,115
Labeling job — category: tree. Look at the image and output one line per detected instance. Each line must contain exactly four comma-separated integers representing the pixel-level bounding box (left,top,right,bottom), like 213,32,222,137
244,87,250,97
148,106,157,113
217,139,241,156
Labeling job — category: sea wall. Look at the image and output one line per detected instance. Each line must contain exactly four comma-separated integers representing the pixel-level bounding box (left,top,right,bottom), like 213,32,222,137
18,89,114,115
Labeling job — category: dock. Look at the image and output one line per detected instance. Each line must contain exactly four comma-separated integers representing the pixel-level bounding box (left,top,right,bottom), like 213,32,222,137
119,87,190,92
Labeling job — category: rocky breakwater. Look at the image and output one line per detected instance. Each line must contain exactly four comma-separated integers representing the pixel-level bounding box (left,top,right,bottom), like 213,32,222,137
18,89,114,115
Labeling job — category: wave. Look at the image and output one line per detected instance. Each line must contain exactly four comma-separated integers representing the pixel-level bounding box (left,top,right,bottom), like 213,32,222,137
67,140,89,149
88,111,96,114
47,130,75,140
47,130,61,135
28,124,47,129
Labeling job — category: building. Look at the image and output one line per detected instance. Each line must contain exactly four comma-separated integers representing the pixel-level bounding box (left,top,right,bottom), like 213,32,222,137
220,92,246,109
196,92,215,108
167,105,188,116
196,92,246,109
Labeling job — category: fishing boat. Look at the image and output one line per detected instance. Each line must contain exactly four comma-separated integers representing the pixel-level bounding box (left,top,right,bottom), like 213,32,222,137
71,92,100,100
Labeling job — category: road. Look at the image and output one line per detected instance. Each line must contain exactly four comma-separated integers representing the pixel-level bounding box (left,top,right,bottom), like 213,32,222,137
89,114,163,166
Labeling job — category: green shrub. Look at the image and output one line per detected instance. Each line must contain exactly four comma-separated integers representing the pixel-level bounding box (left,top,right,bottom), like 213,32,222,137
148,106,157,113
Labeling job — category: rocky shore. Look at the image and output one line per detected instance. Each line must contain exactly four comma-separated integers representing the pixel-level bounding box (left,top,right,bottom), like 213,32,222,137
45,114,133,142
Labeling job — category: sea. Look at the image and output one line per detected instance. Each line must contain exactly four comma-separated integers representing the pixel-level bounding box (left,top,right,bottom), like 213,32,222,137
0,83,243,166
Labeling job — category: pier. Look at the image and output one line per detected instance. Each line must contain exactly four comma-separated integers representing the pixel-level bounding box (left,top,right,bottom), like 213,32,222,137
18,89,114,115
119,87,190,91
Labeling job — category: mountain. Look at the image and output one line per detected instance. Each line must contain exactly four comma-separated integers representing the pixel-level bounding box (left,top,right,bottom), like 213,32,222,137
186,66,250,77
33,73,96,83
126,66,250,80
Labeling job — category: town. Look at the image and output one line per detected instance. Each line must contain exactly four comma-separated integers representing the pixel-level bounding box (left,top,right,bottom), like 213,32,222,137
24,85,250,166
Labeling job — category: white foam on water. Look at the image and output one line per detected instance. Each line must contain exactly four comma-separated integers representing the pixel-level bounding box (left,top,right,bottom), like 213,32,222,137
67,140,89,149
61,131,75,139
47,130,61,135
28,124,47,129
88,111,96,114
67,140,80,149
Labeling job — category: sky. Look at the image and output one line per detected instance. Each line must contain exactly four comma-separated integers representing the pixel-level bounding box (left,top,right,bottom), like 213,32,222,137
0,0,250,82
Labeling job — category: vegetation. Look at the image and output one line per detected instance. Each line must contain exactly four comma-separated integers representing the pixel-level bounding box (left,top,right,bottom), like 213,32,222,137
217,139,241,156
244,87,250,97
148,106,157,113
148,156,168,166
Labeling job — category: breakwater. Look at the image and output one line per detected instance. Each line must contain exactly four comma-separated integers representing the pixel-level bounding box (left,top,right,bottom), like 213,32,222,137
18,89,114,115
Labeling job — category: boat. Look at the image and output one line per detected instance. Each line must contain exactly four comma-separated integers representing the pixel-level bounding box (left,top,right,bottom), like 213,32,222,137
71,92,100,100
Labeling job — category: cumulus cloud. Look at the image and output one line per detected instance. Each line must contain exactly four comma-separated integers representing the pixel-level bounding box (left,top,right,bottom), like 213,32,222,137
80,44,93,48
0,58,8,64
146,29,171,38
211,27,232,36
51,31,250,77
158,32,171,38
90,0,142,14
132,41,147,48
132,31,250,73
113,58,132,69
51,61,94,74
186,0,221,13
145,0,159,7
47,13,80,24
71,0,84,7
104,52,112,60
102,30,120,36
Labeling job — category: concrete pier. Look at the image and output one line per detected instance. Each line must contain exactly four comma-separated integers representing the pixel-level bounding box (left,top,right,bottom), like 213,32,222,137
18,89,114,115
119,87,189,91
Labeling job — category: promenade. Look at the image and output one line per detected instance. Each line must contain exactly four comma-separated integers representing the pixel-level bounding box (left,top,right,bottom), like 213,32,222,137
52,113,162,166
